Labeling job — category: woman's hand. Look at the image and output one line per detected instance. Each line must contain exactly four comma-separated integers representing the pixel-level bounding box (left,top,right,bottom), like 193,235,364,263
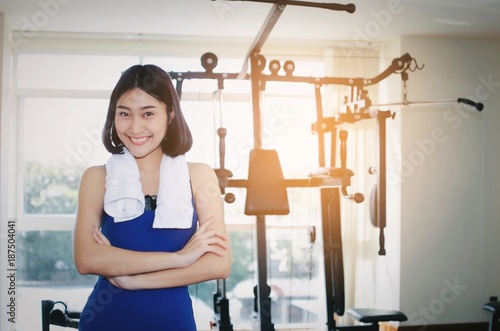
108,275,137,290
92,228,134,288
174,217,229,268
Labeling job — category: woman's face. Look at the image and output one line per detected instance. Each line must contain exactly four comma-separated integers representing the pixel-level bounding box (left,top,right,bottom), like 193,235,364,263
114,88,171,159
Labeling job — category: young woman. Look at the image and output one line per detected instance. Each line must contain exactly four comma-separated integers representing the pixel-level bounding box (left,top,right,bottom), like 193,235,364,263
73,64,232,330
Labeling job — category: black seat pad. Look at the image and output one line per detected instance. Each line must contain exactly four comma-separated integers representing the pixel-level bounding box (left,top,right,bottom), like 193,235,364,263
347,308,408,323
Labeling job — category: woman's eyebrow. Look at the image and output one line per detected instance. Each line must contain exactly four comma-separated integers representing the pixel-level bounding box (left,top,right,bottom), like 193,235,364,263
140,105,158,110
116,104,158,110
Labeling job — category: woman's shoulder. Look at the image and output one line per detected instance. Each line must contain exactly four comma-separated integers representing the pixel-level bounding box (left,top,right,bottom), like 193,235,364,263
80,165,106,185
187,162,214,174
83,164,106,175
187,162,218,188
187,162,222,206
187,162,217,178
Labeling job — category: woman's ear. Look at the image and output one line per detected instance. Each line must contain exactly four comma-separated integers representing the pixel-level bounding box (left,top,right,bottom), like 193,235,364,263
168,111,175,125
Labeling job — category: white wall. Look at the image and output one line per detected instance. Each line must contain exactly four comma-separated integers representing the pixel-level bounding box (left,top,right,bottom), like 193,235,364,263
397,36,500,325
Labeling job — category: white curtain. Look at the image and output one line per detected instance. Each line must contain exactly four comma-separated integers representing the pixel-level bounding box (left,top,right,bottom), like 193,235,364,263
322,46,383,325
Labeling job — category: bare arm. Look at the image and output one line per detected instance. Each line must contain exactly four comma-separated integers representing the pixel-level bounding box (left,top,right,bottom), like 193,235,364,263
109,163,232,289
73,165,228,277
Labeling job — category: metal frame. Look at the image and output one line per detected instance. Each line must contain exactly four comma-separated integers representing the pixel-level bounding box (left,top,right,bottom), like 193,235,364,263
169,50,421,330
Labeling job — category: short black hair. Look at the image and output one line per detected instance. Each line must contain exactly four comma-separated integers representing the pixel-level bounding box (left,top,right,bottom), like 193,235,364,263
102,64,192,157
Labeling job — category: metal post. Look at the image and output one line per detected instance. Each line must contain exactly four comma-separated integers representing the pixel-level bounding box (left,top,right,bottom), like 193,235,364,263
376,110,392,255
250,51,263,149
256,215,274,330
250,49,273,330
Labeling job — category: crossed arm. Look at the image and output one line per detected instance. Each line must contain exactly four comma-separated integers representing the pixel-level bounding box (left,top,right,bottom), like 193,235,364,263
73,163,232,290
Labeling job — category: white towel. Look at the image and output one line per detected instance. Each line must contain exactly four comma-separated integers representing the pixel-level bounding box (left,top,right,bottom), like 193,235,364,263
104,149,144,222
104,148,193,229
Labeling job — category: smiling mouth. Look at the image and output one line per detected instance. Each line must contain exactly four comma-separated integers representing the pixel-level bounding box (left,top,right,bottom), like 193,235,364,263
129,136,150,144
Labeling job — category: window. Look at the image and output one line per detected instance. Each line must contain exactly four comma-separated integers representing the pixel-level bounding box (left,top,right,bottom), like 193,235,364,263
17,54,138,90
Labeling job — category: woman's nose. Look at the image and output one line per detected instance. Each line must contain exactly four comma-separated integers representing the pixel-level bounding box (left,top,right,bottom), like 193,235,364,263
129,117,144,134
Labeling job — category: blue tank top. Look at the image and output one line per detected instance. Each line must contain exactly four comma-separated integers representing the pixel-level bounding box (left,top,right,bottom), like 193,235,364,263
78,197,198,331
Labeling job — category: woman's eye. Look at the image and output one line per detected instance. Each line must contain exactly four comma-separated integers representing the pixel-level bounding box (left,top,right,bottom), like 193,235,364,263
118,111,129,117
144,112,154,117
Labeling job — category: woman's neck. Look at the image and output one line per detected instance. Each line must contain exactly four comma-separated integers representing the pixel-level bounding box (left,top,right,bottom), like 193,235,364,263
137,150,163,195
135,148,163,173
